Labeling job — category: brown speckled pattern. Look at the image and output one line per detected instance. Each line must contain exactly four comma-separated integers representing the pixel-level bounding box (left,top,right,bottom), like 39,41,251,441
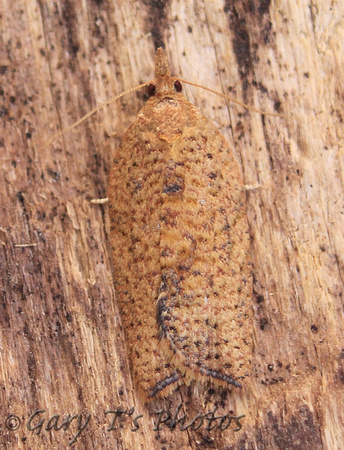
108,49,252,399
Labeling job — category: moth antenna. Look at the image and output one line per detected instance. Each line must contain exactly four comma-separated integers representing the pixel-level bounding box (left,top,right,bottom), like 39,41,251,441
49,81,151,144
179,79,290,119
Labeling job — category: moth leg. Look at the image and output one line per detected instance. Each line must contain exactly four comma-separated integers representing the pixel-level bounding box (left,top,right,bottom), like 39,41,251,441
130,338,181,398
198,366,242,388
123,302,181,398
147,371,180,398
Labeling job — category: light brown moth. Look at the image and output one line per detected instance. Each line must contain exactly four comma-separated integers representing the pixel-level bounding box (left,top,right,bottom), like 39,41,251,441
108,48,253,399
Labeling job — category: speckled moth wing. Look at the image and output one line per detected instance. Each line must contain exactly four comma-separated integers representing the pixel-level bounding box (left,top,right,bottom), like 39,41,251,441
108,48,252,398
108,106,182,397
156,108,252,388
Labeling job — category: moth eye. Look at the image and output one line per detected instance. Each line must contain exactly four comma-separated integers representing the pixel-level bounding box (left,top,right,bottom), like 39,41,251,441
147,84,156,96
174,80,182,92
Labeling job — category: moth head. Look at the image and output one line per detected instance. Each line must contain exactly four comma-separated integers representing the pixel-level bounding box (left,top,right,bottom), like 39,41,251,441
147,77,183,98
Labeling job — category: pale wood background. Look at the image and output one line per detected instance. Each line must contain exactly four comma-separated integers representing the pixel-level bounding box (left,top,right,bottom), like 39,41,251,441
0,0,343,448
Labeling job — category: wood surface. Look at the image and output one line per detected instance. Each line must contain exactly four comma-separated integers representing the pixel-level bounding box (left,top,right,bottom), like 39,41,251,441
0,0,343,448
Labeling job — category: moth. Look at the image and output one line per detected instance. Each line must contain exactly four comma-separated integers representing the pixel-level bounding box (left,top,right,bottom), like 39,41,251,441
108,48,253,399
